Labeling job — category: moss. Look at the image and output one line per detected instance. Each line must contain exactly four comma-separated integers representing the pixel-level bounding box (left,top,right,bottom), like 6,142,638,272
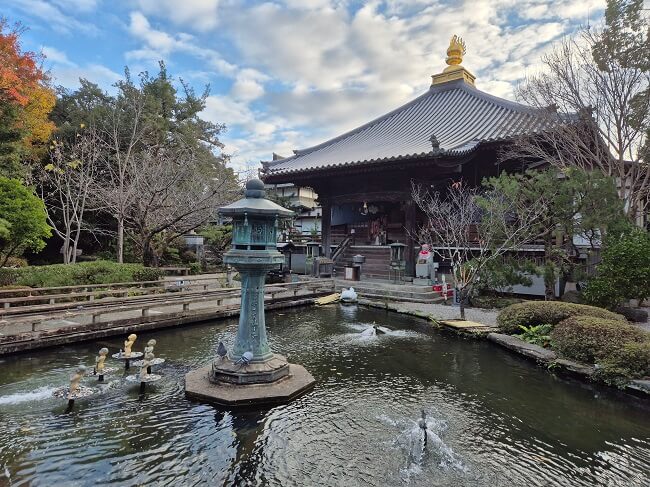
497,301,626,335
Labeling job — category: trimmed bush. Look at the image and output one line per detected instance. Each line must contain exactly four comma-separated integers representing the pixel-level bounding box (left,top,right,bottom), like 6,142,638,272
132,267,166,282
0,261,164,288
596,341,650,386
550,316,647,364
0,268,18,287
497,301,626,334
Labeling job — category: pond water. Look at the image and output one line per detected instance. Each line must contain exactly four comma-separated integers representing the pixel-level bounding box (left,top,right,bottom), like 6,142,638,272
0,305,649,486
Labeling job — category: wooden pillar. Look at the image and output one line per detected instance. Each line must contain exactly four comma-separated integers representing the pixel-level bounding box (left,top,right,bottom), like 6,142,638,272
321,199,332,258
405,199,416,277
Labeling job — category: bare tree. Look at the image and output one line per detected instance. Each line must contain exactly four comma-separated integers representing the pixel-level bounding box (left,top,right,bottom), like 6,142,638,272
507,11,649,219
40,129,101,264
123,145,238,266
94,79,148,263
411,181,545,319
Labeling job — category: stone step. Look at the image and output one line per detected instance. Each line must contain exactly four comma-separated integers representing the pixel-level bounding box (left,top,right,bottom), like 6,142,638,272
334,283,441,302
334,287,443,303
336,280,434,293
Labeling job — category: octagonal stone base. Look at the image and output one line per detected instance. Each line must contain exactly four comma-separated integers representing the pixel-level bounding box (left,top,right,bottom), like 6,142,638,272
185,363,315,407
210,354,289,385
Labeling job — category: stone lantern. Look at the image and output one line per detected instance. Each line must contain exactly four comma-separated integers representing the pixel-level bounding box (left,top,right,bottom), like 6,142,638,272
185,179,316,407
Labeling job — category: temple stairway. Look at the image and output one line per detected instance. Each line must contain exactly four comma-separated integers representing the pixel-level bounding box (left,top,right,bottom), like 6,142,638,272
333,279,443,303
333,245,392,280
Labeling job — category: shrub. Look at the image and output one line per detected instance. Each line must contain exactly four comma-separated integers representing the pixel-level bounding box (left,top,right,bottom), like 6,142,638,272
497,301,626,334
3,256,28,268
4,261,164,288
188,262,202,275
470,295,524,309
550,316,647,364
584,228,650,308
0,268,18,286
132,267,165,282
596,342,650,386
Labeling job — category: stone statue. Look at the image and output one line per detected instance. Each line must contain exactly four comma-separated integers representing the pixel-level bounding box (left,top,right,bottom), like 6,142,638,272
95,347,109,374
123,334,137,357
140,352,155,379
144,339,156,355
69,365,87,397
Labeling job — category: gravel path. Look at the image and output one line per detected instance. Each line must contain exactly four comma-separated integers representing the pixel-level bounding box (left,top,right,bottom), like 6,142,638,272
386,302,499,327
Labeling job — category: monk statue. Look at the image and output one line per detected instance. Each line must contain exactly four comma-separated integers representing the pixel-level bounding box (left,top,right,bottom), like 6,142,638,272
69,365,87,397
123,334,137,357
140,352,155,379
95,347,109,375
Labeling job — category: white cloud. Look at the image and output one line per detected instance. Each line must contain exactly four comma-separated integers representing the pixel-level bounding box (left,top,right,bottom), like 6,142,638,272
51,0,99,12
42,46,76,66
126,11,237,76
136,0,220,31
6,0,98,35
52,64,122,89
231,69,269,101
41,45,121,89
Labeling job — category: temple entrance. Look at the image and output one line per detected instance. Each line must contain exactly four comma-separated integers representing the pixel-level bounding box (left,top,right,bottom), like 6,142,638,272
331,201,407,246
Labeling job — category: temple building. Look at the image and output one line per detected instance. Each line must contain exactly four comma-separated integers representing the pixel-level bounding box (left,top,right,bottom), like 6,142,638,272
262,36,554,278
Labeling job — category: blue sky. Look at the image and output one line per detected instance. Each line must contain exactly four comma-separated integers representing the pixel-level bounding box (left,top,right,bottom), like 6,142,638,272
5,0,605,174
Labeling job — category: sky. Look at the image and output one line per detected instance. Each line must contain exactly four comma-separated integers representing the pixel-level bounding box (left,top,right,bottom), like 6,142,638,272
5,0,607,174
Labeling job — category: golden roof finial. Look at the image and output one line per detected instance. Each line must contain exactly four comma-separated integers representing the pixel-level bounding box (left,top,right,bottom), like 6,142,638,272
444,35,466,72
431,34,475,86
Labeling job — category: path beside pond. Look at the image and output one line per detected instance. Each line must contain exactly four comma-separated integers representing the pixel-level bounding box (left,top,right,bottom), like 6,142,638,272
360,299,499,327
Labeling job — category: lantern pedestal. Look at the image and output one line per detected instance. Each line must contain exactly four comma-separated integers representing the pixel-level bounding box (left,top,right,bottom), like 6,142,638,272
185,363,315,407
211,354,290,385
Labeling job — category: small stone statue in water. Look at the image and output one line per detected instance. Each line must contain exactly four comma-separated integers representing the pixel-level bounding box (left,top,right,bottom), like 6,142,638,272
95,348,109,377
140,352,155,379
123,334,137,357
144,339,156,356
69,365,87,398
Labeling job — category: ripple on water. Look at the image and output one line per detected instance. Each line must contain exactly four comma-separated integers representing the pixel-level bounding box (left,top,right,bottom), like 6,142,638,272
0,305,649,486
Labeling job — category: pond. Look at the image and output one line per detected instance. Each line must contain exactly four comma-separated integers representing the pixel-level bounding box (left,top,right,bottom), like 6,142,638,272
0,305,649,486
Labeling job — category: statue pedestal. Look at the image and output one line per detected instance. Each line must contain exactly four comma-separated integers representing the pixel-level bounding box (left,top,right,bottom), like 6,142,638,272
185,363,315,407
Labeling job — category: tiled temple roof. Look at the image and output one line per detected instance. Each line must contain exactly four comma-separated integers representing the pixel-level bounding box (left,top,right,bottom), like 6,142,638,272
263,79,558,178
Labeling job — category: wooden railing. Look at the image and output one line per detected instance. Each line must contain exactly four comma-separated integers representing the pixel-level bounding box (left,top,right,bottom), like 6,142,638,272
0,280,336,337
0,274,228,310
331,236,352,262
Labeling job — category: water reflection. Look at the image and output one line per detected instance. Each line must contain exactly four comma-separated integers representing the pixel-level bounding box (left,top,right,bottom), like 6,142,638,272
0,305,648,486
